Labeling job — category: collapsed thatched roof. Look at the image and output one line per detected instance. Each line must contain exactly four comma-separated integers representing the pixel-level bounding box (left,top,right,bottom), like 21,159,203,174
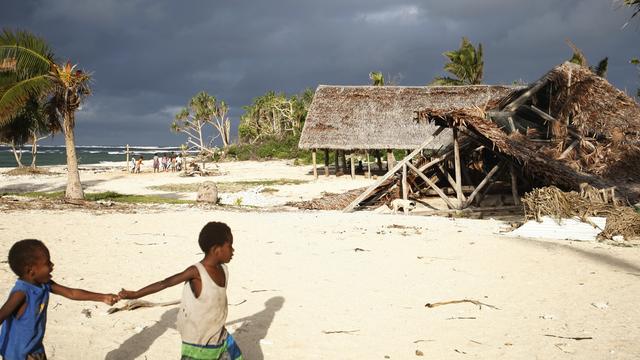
298,85,522,150
538,62,640,140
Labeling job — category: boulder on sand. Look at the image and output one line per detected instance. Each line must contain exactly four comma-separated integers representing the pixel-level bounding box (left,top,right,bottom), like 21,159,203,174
196,181,218,203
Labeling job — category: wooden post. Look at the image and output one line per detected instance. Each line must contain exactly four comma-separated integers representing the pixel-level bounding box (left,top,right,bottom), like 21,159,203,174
341,151,347,173
453,128,464,209
510,164,520,206
334,150,340,176
312,149,318,180
366,150,371,179
402,163,408,214
387,149,395,170
463,161,503,208
324,149,329,177
126,144,130,173
350,152,356,179
344,138,434,212
406,162,456,209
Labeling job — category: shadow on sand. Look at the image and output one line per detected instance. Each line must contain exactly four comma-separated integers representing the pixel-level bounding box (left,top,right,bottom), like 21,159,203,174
105,296,284,360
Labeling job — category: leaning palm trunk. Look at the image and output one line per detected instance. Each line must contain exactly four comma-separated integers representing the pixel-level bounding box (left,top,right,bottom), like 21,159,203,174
63,112,83,199
9,141,24,168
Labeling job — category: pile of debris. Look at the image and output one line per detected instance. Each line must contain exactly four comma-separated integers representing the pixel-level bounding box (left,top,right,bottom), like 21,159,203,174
522,185,640,241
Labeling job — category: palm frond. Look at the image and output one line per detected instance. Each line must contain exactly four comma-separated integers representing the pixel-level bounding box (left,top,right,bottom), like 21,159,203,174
0,29,54,80
0,75,55,125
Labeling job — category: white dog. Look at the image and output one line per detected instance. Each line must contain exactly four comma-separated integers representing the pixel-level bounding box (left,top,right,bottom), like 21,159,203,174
390,199,416,214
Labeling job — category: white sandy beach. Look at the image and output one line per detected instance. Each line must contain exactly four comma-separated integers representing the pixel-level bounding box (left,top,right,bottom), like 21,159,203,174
1,160,639,359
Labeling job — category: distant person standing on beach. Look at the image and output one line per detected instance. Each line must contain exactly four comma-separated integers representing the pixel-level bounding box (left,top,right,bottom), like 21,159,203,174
131,156,136,173
135,155,144,174
171,155,177,172
162,154,169,172
153,154,160,173
176,154,183,172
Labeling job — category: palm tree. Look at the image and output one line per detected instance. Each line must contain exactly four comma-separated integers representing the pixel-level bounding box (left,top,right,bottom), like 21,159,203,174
566,39,608,78
431,37,483,85
369,71,385,86
0,29,91,199
625,0,640,18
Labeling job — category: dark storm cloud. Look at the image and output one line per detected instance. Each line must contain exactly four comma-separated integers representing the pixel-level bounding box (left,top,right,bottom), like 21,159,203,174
1,0,637,145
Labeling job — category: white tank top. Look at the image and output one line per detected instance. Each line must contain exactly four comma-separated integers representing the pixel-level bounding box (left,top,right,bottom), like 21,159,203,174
177,262,228,345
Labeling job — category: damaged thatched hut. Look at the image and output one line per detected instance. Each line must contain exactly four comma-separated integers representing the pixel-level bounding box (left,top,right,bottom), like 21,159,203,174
299,85,520,179
409,61,640,210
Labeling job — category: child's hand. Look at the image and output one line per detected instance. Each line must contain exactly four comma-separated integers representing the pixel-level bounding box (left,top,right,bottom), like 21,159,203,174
118,289,136,300
102,294,119,306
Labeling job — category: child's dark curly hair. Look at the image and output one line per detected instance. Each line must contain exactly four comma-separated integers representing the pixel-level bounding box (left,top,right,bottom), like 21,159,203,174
198,222,232,253
8,239,47,277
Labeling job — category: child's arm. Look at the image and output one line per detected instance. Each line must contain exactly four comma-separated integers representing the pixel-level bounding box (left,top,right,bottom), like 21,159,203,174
119,266,197,300
51,282,119,305
0,291,26,324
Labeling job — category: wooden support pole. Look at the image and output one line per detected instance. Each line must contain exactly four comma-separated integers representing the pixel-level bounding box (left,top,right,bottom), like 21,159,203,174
453,128,464,208
312,149,318,180
406,162,456,209
463,161,503,208
438,164,466,202
402,163,409,214
324,149,329,177
366,150,371,178
334,150,340,176
510,164,520,206
350,152,356,179
344,138,435,212
504,76,549,112
387,149,395,170
341,151,347,173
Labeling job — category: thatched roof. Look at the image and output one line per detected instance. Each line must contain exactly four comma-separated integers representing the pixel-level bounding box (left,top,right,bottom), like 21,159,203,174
545,62,640,140
298,85,523,150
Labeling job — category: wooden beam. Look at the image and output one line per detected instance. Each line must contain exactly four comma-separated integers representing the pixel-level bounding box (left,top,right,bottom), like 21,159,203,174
510,164,520,206
406,162,456,209
437,164,466,202
312,149,318,179
463,161,503,208
453,128,464,208
334,150,339,176
527,105,596,152
324,149,329,177
343,138,436,212
504,76,549,111
558,140,579,160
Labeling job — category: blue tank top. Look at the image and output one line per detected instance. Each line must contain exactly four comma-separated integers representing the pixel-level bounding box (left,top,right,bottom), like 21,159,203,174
0,280,51,360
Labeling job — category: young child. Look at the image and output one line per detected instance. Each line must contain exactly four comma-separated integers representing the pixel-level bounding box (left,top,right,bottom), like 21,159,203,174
0,239,119,360
119,222,242,360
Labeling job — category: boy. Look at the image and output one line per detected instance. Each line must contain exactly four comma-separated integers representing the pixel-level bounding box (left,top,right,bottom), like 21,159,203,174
0,239,119,360
119,221,242,360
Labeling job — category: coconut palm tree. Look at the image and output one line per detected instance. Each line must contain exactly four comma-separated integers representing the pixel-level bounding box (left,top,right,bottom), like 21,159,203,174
0,29,91,199
369,71,385,86
625,0,640,18
431,37,483,85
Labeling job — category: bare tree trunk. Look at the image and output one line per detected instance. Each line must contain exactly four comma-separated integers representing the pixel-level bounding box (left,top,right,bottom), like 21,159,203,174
30,131,38,168
9,141,24,168
63,112,84,199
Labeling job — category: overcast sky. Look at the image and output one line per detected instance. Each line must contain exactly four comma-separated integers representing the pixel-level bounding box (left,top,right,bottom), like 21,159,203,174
2,0,638,146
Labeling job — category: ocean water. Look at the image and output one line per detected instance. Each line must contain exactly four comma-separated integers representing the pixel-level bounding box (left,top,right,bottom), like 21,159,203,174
0,145,187,168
